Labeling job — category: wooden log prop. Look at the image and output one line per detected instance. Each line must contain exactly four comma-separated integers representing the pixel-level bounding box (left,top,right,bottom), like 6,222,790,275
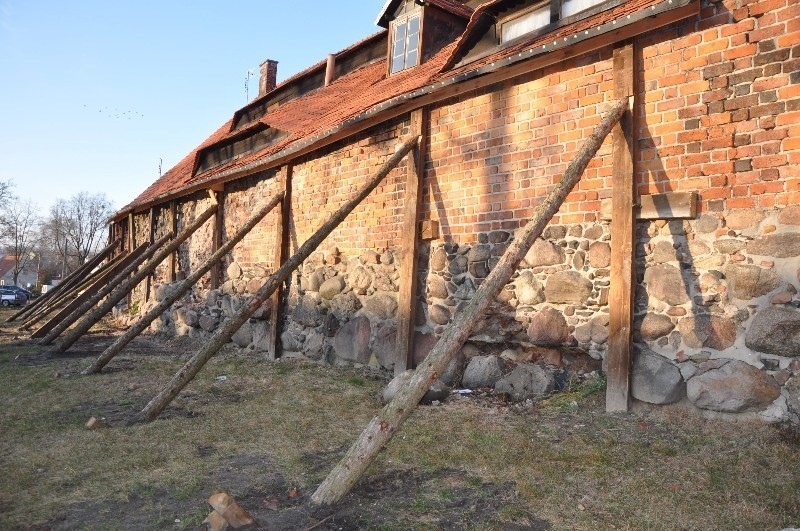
51,203,219,351
129,135,419,424
310,98,628,506
8,239,120,323
83,192,284,375
19,254,126,330
31,247,149,338
38,237,170,346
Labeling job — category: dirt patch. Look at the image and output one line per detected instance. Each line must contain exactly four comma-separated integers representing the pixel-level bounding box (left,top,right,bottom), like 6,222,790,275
44,454,549,530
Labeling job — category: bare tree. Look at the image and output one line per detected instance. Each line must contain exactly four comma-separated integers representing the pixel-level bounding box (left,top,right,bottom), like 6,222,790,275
48,192,115,266
0,199,41,286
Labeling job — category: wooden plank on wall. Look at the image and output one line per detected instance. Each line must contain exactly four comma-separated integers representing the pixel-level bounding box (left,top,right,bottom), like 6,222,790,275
210,190,224,290
127,213,135,253
268,165,292,361
606,41,636,413
168,201,177,282
600,192,697,220
145,207,155,301
395,108,427,375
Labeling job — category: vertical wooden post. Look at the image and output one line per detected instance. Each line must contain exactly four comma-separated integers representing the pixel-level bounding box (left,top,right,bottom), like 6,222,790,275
395,108,428,375
267,166,292,360
606,41,636,413
127,213,135,253
145,207,155,301
168,201,177,282
210,188,224,290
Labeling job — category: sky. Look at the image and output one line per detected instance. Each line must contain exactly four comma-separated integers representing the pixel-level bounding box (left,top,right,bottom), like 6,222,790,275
0,1,381,214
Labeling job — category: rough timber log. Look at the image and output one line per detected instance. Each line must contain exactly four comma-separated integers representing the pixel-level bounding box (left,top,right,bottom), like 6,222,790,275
50,203,218,351
38,234,173,346
311,98,628,506
31,245,150,338
21,253,128,331
8,239,120,323
130,135,419,424
83,192,284,374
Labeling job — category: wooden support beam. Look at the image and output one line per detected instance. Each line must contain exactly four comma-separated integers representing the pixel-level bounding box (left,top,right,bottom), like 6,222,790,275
606,42,636,414
127,213,135,253
129,136,419,425
21,253,129,331
9,240,121,323
83,192,284,374
210,190,224,290
31,247,148,338
51,203,219,352
168,201,177,282
267,166,292,361
600,192,697,221
39,232,175,346
395,108,427,375
145,207,155,302
311,99,629,507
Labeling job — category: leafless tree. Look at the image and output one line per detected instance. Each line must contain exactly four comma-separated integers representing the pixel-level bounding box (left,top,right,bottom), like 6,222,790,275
47,192,115,266
0,199,41,286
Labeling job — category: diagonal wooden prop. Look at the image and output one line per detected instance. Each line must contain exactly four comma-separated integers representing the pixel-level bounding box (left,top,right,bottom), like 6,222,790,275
83,191,284,374
311,97,628,506
129,135,420,424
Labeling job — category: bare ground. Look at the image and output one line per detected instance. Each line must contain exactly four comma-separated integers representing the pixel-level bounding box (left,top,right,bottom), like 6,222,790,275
1,308,798,530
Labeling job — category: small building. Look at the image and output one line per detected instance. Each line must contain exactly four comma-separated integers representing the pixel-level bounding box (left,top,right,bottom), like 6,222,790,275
113,0,799,423
0,255,37,289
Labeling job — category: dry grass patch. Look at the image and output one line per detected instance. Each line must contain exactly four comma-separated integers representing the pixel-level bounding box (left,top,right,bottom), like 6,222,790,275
0,309,798,529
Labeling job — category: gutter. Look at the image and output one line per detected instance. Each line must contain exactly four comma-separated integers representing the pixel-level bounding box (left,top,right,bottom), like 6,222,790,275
114,0,697,221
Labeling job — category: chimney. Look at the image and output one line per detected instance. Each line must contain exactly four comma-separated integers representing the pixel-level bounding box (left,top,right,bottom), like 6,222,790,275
259,59,279,96
324,54,336,86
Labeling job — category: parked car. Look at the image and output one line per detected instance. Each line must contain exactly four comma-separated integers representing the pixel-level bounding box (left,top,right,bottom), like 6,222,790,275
0,288,27,307
3,286,32,299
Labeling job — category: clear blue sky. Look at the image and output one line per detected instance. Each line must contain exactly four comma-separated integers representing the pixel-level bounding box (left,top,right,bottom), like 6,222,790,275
0,1,380,214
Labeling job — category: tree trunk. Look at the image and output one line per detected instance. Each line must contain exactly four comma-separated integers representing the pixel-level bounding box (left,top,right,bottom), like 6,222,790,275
129,135,419,424
310,98,628,506
83,192,284,374
50,203,218,351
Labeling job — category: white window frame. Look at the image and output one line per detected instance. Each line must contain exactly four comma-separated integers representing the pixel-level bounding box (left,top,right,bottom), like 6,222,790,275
500,3,552,44
389,10,422,74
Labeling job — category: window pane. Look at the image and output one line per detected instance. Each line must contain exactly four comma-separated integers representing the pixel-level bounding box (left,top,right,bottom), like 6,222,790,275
405,49,418,69
392,54,406,73
562,0,604,18
501,5,550,43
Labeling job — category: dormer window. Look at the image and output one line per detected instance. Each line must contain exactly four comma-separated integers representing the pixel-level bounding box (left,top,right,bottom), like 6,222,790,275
500,4,551,44
390,12,421,74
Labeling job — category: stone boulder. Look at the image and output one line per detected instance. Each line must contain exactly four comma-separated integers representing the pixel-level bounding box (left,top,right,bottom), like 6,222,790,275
319,276,346,300
527,307,570,346
413,332,438,366
372,325,398,370
226,262,243,280
677,315,737,351
348,266,373,293
574,314,610,344
725,209,763,230
644,264,689,306
231,321,253,348
467,244,491,263
332,316,371,364
687,359,781,412
293,295,323,327
462,355,513,389
440,350,467,387
427,275,448,299
726,264,781,300
524,239,565,267
746,233,800,258
251,320,271,352
383,370,451,404
778,205,800,225
199,315,219,332
429,304,451,325
303,330,325,361
329,291,361,320
631,348,686,405
364,292,398,320
745,306,800,358
494,363,556,401
588,241,611,268
639,313,675,341
515,271,545,306
430,248,447,272
544,271,593,305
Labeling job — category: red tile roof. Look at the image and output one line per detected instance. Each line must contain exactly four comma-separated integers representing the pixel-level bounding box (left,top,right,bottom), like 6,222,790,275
121,0,692,214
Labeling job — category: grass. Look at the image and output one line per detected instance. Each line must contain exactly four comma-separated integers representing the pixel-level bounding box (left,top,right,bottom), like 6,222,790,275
0,308,798,529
